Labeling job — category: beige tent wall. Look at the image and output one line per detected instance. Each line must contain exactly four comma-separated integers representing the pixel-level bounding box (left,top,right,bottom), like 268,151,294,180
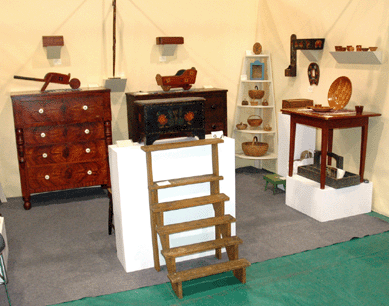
1,0,388,217
0,0,259,198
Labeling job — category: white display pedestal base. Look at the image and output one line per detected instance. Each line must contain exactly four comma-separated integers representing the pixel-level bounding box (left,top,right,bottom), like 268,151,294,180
286,175,373,222
109,136,236,273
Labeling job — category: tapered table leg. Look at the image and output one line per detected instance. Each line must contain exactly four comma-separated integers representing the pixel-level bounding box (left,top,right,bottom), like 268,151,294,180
288,118,297,177
320,128,329,189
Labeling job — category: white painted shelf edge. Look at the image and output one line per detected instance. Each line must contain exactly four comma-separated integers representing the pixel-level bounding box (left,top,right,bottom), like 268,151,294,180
235,152,277,160
330,51,382,64
235,129,276,135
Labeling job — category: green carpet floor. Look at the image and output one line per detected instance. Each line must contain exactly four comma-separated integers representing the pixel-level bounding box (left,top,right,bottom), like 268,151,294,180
55,213,389,306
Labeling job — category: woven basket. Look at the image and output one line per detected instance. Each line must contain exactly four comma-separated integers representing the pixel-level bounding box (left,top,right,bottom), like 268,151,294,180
247,115,263,127
236,122,248,130
242,136,269,157
248,86,265,99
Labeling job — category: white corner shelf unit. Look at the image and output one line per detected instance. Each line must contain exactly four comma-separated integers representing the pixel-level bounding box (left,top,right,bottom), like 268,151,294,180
233,52,278,173
330,51,382,64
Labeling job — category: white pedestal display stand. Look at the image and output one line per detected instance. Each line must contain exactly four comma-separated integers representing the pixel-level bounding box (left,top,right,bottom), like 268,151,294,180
286,174,373,222
108,136,236,273
0,217,8,284
279,112,373,222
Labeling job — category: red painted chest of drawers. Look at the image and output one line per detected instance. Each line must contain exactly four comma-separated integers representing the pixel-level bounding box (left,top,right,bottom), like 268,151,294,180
11,88,112,210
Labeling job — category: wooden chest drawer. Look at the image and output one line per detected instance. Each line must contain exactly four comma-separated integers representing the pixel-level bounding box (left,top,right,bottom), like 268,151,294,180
25,140,107,166
205,121,225,133
13,96,104,125
27,161,108,192
23,122,105,145
12,89,110,127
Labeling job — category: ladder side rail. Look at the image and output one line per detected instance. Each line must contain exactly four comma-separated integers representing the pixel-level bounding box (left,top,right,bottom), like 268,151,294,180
145,151,162,272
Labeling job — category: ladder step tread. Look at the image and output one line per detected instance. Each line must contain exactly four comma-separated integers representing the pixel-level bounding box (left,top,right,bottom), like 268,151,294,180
150,174,224,190
141,138,224,152
157,214,236,235
168,258,251,283
162,236,243,258
152,193,229,212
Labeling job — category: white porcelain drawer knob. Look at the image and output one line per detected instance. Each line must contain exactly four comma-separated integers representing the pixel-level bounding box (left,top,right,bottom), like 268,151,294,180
83,105,88,111
87,170,92,175
39,108,44,114
40,132,46,138
45,175,50,180
42,153,48,158
85,148,91,153
84,129,90,134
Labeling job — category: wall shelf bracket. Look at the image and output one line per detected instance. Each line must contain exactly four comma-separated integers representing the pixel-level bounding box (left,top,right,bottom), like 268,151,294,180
285,34,325,77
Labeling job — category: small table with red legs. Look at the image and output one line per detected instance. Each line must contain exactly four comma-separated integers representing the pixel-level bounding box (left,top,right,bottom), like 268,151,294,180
280,108,381,189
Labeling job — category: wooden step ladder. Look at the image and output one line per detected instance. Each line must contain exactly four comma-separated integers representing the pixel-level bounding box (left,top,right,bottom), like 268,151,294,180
141,138,250,299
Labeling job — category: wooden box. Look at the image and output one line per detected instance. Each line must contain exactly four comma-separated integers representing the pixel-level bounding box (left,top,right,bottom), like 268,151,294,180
126,88,227,141
134,97,205,145
297,165,360,189
282,99,313,109
297,151,360,189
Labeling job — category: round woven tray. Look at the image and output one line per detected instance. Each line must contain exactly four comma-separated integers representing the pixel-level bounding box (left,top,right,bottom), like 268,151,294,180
327,76,352,110
242,136,269,157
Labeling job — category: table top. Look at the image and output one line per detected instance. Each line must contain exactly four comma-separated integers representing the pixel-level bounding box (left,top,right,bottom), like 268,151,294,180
281,108,381,121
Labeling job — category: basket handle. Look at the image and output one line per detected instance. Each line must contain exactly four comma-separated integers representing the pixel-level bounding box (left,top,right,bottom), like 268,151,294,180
247,115,262,120
255,85,259,90
252,136,259,144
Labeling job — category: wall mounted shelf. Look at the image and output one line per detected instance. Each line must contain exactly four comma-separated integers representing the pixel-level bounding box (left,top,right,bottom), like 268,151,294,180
42,35,64,60
156,36,184,57
330,51,382,64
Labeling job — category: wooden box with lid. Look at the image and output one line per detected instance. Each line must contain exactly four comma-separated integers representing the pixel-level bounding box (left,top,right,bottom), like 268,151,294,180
126,88,228,142
11,88,112,210
133,97,205,145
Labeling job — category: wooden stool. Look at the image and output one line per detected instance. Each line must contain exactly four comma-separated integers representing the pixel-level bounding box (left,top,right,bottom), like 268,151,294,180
263,174,286,194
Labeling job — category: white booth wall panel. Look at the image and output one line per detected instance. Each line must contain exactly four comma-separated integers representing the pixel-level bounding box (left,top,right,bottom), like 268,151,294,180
278,113,316,177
